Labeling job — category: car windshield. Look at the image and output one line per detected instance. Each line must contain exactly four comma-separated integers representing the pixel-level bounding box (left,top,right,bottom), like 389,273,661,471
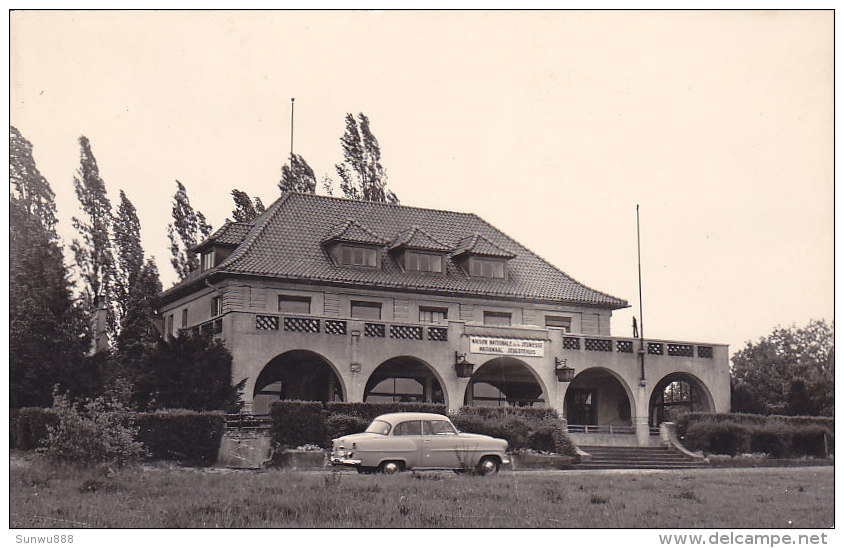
365,420,391,435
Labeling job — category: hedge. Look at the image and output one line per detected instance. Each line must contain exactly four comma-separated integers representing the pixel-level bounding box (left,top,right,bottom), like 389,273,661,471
457,406,560,421
135,410,225,465
450,410,575,456
11,407,59,451
269,400,328,449
326,413,370,441
678,413,833,458
676,412,833,437
325,402,447,421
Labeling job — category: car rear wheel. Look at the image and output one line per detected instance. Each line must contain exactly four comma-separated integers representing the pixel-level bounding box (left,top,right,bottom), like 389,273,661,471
476,456,500,476
379,461,402,475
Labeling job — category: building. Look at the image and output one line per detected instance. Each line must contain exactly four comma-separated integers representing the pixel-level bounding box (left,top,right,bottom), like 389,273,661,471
158,192,730,446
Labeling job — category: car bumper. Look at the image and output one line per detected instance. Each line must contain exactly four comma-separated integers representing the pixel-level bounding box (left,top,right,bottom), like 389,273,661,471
329,456,362,467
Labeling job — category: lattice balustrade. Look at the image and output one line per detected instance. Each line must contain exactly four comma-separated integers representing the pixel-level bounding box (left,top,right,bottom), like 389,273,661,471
562,337,580,350
667,343,694,357
255,315,279,330
324,320,347,335
390,325,423,340
284,317,320,333
647,342,664,355
697,346,713,359
364,323,386,338
585,338,612,352
427,327,448,341
616,340,634,353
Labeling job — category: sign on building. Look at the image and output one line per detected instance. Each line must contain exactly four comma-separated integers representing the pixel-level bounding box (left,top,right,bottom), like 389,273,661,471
469,336,545,357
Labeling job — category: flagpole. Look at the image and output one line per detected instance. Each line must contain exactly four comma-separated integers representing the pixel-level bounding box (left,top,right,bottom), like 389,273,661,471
290,98,295,166
637,204,645,383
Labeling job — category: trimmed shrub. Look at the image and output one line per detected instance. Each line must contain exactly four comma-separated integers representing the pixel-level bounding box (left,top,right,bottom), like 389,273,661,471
677,412,833,437
749,421,792,458
529,418,577,456
683,420,752,456
325,402,447,421
458,406,560,421
40,393,146,467
450,410,575,456
13,407,60,451
326,413,370,441
135,410,225,465
791,424,833,458
269,401,328,449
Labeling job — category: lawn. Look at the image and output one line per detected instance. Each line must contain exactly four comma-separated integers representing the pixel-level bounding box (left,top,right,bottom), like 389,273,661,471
9,454,834,528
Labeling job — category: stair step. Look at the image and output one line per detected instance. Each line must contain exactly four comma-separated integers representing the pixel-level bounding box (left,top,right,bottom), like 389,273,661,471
576,445,704,470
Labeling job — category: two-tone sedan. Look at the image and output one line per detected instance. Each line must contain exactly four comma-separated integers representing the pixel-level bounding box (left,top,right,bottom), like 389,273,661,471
330,412,509,475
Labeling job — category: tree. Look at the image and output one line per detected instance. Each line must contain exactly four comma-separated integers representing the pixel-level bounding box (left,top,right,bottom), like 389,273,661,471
335,113,399,203
10,128,93,407
731,320,834,416
132,333,243,412
279,153,317,194
70,135,117,338
167,180,212,280
230,189,266,222
113,191,145,324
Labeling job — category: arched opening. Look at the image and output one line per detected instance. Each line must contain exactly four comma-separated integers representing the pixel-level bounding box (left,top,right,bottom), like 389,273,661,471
464,357,547,407
649,372,714,426
564,368,633,427
252,350,343,414
364,356,445,405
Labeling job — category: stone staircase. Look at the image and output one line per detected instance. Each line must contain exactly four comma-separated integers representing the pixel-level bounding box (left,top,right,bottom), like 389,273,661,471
577,445,705,470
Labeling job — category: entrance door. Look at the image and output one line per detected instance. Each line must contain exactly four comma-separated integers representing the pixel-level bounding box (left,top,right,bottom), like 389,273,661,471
566,388,597,425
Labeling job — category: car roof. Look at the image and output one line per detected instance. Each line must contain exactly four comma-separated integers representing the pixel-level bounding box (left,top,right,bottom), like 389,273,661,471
373,412,451,424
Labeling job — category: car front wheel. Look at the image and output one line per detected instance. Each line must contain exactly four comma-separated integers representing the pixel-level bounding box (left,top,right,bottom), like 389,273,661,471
379,461,402,475
476,456,500,476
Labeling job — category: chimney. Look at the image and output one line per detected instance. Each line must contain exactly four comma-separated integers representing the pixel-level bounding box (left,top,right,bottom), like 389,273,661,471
90,294,109,355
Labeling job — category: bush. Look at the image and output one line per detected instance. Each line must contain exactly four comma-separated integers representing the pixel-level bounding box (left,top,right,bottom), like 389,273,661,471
750,422,792,458
450,410,575,455
457,406,560,421
683,420,752,456
269,401,328,449
326,413,370,441
325,402,447,421
11,407,59,451
135,410,225,465
39,393,146,467
791,424,833,457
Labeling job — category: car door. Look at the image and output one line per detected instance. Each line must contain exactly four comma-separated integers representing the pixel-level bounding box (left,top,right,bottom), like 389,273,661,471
421,419,463,468
391,419,424,468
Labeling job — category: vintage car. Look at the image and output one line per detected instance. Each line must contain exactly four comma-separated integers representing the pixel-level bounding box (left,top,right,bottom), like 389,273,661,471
330,412,509,475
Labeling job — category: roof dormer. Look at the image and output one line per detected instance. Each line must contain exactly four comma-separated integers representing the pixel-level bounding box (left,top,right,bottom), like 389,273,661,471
388,226,453,274
192,221,254,272
452,233,516,279
322,218,388,269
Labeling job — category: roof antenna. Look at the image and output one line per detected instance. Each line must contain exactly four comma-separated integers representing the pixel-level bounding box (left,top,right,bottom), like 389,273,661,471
290,97,295,170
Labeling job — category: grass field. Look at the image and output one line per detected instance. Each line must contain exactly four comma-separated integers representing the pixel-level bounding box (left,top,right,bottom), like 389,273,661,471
9,454,834,528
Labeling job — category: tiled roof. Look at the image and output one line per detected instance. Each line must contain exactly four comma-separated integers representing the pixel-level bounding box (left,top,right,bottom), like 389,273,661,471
193,220,254,251
163,192,628,308
388,226,453,253
323,218,389,245
453,233,516,258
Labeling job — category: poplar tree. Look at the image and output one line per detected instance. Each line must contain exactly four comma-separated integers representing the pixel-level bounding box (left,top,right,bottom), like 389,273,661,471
113,191,145,323
335,113,399,203
70,135,117,338
279,153,317,194
230,189,266,222
167,180,212,280
10,127,92,407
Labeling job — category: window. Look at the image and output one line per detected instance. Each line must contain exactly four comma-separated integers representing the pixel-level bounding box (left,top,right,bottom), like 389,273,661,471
340,245,378,267
469,257,505,278
484,311,511,326
419,307,448,324
166,314,174,338
278,295,311,314
545,315,572,333
405,251,443,273
351,300,382,320
181,309,188,328
393,420,422,436
201,250,215,272
211,296,222,317
423,420,457,435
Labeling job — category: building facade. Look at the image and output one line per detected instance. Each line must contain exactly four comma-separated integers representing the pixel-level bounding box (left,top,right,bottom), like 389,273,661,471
158,193,730,446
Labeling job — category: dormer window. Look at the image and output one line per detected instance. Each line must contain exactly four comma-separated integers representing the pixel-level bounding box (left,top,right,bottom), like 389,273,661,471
340,245,378,267
201,250,215,272
405,251,443,273
469,257,505,278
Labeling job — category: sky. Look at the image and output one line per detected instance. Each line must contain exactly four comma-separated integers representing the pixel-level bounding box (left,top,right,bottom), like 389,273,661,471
9,10,834,357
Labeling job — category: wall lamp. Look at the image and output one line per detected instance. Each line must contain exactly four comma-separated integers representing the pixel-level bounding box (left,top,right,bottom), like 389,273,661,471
454,351,475,378
555,357,575,383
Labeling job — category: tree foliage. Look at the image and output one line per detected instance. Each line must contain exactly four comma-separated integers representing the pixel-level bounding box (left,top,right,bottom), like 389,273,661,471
731,320,834,417
132,334,242,412
335,113,398,203
113,191,146,323
10,127,93,407
167,180,212,280
279,153,317,194
70,136,117,336
230,189,266,222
